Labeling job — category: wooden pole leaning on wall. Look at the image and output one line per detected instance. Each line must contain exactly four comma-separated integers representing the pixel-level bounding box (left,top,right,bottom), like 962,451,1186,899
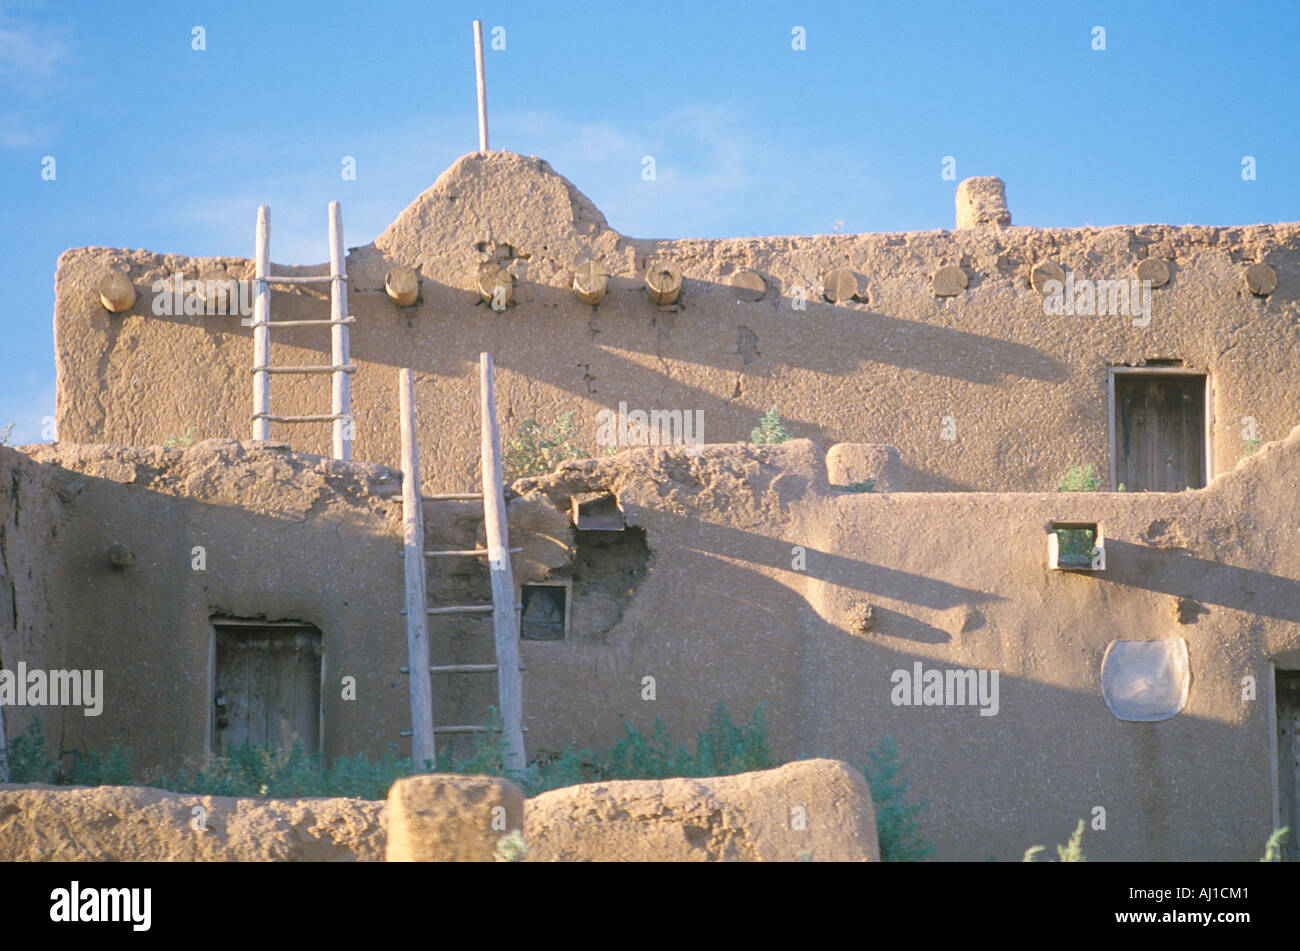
251,205,271,441
473,20,489,152
399,369,437,769
480,352,526,773
329,201,352,460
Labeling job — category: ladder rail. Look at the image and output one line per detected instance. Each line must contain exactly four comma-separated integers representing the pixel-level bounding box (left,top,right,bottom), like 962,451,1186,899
398,368,437,767
251,206,271,441
329,201,352,460
479,352,527,773
248,201,353,459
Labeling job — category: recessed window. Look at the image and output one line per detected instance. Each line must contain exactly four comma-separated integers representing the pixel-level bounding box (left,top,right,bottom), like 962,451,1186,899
520,582,571,641
1111,370,1209,491
571,492,625,531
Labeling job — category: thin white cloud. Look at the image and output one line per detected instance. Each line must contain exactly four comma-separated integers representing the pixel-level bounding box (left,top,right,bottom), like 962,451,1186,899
0,12,68,87
0,381,55,445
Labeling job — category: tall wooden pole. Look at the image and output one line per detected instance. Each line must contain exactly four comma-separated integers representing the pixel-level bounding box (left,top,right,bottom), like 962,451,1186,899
473,20,489,152
329,201,352,460
480,353,525,772
251,206,271,441
399,369,436,768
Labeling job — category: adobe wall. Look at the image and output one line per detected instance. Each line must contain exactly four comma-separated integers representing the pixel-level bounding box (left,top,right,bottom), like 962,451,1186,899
511,426,1300,860
53,152,1300,494
0,446,75,758
3,427,1297,859
1,441,414,771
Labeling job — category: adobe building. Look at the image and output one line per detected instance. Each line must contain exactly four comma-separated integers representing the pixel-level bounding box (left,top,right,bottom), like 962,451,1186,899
3,151,1298,861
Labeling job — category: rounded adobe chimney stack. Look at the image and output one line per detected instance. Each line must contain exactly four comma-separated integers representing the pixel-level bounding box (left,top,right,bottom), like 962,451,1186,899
955,177,1011,229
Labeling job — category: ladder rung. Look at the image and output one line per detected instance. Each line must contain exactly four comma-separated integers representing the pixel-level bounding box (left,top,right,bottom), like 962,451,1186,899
401,725,528,736
252,413,349,422
398,603,521,616
433,725,493,734
246,317,356,328
421,547,523,558
251,364,357,374
262,274,342,284
421,493,485,501
399,664,519,674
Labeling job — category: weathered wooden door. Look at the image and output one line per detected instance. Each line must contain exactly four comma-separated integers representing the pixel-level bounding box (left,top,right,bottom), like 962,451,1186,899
212,622,322,754
1278,671,1300,861
1114,374,1206,491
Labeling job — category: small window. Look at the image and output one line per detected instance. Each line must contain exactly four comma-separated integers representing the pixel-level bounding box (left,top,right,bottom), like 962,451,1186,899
520,582,571,640
571,492,625,531
1048,522,1105,571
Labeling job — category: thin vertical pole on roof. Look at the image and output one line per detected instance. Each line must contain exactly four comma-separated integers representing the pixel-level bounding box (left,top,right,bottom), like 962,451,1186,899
399,368,436,768
251,205,271,441
473,20,489,152
328,201,352,460
479,352,525,772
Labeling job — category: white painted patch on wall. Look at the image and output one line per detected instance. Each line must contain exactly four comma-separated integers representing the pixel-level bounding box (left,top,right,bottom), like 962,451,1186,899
1101,638,1190,721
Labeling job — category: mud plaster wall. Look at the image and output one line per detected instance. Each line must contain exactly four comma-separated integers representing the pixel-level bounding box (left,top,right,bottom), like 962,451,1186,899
0,447,73,749
53,152,1300,494
0,441,417,770
509,428,1300,861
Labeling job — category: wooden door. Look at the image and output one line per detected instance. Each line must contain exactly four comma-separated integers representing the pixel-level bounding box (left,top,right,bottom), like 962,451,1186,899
1278,671,1300,862
213,623,321,754
1114,374,1206,491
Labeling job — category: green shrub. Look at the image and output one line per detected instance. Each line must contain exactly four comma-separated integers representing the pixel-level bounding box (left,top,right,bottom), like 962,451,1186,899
750,409,792,444
1056,464,1102,492
1023,819,1087,862
162,425,197,448
1,717,133,785
494,829,529,862
503,411,586,481
4,719,58,783
65,746,134,786
859,735,933,861
1241,436,1263,458
845,478,875,493
1261,826,1289,862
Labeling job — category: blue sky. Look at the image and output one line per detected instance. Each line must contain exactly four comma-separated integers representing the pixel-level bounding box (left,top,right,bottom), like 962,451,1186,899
2,0,1297,442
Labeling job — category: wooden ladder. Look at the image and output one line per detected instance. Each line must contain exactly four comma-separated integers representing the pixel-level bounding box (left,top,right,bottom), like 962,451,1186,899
396,354,526,773
249,201,355,459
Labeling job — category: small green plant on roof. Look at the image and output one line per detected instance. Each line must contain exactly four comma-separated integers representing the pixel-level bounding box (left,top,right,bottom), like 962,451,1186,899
1241,436,1263,458
845,478,876,493
1260,827,1289,862
1023,819,1087,862
1056,464,1102,492
750,408,792,444
859,734,933,862
494,829,529,862
163,425,197,448
503,410,586,482
0,422,14,447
